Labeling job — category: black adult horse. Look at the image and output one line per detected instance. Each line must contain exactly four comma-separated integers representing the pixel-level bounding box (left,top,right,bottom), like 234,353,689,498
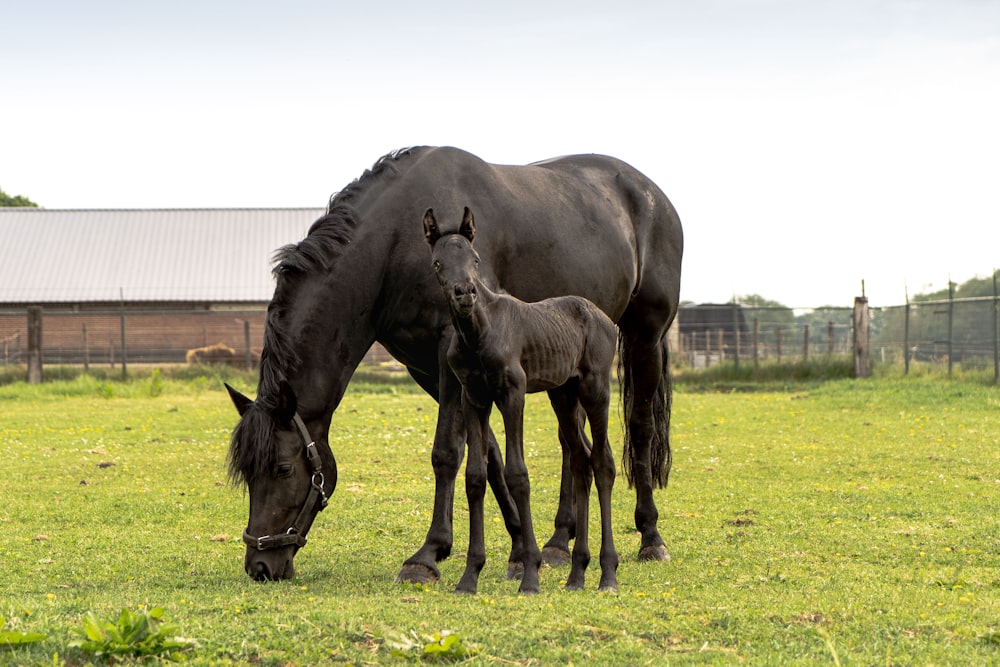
226,146,683,582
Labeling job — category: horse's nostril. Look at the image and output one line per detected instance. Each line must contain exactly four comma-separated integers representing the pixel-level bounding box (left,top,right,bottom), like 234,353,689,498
249,560,273,581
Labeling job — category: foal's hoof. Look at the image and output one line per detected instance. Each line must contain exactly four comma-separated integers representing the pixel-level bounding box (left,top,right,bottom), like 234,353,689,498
395,563,440,585
541,545,572,567
505,561,524,580
637,544,671,562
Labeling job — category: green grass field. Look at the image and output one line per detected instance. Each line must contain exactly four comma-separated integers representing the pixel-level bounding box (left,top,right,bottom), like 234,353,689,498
1,369,998,665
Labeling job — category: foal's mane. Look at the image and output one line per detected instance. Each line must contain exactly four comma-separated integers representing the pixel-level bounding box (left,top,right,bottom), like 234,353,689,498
228,147,422,485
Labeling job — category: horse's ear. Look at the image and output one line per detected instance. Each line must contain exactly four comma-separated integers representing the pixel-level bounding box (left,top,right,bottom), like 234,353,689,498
275,380,298,426
460,207,476,243
225,383,254,416
423,208,441,246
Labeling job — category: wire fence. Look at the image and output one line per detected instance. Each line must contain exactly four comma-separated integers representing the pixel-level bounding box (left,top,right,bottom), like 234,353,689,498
675,292,1000,382
2,289,998,383
1,306,269,374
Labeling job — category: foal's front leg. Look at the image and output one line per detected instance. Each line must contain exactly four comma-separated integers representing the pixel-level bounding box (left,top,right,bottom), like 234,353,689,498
456,398,491,594
499,386,542,594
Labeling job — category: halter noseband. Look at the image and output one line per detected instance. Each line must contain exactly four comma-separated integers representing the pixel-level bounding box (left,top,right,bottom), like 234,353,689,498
242,413,329,551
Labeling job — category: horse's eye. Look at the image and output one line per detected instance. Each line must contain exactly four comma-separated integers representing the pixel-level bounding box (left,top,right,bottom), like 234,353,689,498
432,261,441,272
276,463,293,478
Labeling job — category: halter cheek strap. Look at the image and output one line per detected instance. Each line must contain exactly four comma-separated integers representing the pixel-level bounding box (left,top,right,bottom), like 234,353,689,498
242,413,330,551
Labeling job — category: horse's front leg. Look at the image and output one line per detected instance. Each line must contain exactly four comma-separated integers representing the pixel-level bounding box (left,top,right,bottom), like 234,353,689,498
499,385,542,594
398,366,465,584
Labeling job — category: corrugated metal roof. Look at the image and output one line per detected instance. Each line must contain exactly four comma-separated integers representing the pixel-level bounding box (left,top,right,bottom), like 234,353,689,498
0,208,325,303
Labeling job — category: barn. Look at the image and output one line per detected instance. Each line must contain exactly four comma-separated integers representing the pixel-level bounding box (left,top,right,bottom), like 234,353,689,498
0,208,324,372
677,303,749,366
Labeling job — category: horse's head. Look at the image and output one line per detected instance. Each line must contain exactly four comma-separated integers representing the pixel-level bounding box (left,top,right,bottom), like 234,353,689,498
226,381,336,581
423,207,480,318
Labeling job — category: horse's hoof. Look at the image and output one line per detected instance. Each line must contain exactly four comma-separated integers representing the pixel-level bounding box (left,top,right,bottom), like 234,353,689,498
395,563,440,584
505,561,524,580
541,545,572,567
637,544,671,562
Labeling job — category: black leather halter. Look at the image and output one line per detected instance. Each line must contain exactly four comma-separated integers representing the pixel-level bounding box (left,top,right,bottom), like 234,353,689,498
242,413,329,551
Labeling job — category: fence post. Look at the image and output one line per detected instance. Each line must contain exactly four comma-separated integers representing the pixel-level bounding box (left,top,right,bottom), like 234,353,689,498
27,306,43,384
904,295,911,375
802,324,810,362
827,321,834,357
853,296,871,378
731,304,740,371
947,279,954,378
244,319,253,370
83,323,90,373
119,288,128,379
716,329,725,365
753,318,760,367
776,327,783,362
993,269,998,385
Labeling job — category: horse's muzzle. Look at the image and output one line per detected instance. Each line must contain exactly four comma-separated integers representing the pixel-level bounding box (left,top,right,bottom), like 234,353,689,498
245,549,296,581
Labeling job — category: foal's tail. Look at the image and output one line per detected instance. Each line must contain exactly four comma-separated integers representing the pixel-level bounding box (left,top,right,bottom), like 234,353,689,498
618,334,673,489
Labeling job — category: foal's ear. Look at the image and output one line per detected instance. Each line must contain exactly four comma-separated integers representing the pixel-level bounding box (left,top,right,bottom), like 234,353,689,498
423,208,441,245
274,380,298,426
225,383,254,417
460,207,476,242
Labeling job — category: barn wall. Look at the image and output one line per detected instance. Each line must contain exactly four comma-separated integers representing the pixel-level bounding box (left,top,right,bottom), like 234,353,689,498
0,304,393,367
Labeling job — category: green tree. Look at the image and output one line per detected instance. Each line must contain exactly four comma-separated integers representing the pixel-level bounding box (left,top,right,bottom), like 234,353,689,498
736,293,795,328
0,188,38,207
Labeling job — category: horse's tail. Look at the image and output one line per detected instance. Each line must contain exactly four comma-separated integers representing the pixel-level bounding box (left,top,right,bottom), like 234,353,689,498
618,333,672,489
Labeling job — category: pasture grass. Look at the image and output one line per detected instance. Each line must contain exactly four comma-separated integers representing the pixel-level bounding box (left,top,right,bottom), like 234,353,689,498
0,370,998,665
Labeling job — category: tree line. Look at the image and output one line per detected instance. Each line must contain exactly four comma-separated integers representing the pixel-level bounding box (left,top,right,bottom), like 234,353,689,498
0,188,39,207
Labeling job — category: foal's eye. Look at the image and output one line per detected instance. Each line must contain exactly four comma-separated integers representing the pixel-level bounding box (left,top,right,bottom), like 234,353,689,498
276,464,293,478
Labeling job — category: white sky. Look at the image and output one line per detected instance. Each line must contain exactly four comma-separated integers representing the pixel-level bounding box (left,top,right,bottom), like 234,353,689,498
3,0,998,307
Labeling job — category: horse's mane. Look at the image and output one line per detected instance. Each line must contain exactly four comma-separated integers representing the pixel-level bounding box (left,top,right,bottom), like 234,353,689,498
228,147,423,485
272,147,422,275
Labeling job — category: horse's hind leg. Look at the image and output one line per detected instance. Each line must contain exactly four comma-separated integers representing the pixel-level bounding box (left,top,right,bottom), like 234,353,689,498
618,323,672,562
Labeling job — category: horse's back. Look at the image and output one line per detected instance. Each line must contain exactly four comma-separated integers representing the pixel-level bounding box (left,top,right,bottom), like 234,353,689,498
383,147,679,323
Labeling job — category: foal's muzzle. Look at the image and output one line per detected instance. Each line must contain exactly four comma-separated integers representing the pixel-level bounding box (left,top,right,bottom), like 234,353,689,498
451,283,477,313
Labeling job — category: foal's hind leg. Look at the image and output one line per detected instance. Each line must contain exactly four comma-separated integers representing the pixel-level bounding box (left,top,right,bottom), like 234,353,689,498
581,378,619,592
541,404,592,568
548,387,592,591
484,426,526,579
